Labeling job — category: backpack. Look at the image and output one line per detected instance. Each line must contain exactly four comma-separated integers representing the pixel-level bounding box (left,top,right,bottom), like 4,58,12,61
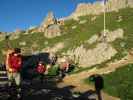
36,64,46,74
8,53,22,72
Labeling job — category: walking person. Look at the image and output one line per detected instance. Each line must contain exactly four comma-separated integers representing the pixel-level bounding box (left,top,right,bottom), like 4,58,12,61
36,61,46,84
90,74,104,100
5,48,22,99
59,57,69,79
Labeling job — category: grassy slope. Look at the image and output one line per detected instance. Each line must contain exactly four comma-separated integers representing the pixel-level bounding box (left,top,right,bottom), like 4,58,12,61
0,8,133,63
109,8,133,60
84,64,133,100
103,64,133,100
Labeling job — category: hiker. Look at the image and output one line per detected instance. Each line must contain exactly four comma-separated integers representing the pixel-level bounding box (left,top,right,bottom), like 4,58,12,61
90,74,104,100
59,57,70,78
36,61,46,84
49,52,58,65
6,48,22,99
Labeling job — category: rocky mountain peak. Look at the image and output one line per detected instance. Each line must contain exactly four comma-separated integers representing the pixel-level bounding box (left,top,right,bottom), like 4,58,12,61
69,0,133,20
38,11,57,32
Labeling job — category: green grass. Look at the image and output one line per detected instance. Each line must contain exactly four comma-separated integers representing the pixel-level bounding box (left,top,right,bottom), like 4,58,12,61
69,65,95,75
84,64,133,100
103,64,133,100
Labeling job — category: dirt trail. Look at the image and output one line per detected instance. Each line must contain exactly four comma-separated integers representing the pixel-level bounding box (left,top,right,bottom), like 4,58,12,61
57,54,133,100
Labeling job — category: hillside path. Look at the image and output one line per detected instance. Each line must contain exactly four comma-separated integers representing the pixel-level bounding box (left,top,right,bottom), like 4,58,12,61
57,54,133,100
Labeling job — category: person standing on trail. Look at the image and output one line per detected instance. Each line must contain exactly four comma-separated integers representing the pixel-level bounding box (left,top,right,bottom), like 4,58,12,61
59,56,70,78
49,52,58,65
89,74,104,100
6,48,22,99
36,61,46,84
5,49,13,72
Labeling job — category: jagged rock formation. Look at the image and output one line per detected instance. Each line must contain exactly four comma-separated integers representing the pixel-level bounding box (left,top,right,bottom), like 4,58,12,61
66,29,124,67
9,29,24,40
38,12,62,38
70,2,103,19
98,28,124,42
42,42,64,53
127,0,133,7
67,43,117,67
87,28,124,44
9,32,20,40
69,0,133,20
104,28,124,42
45,24,61,38
38,12,57,32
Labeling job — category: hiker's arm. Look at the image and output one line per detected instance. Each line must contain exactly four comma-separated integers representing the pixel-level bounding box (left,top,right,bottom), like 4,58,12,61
5,54,10,70
18,57,22,65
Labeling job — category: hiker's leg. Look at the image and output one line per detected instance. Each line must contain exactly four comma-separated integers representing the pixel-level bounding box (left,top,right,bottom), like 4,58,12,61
59,69,62,77
58,69,64,81
14,72,22,99
96,89,102,100
7,72,13,86
14,72,21,86
7,72,14,98
40,74,44,84
62,70,66,78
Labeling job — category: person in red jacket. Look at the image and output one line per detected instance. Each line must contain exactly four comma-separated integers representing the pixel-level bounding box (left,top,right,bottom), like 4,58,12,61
8,51,22,73
6,48,22,99
36,61,46,84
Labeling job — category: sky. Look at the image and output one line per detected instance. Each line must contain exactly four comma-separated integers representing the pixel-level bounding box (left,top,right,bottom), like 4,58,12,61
0,0,97,32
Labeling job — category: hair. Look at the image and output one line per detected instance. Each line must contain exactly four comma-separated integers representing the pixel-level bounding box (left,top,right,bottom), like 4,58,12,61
14,48,21,53
38,61,45,65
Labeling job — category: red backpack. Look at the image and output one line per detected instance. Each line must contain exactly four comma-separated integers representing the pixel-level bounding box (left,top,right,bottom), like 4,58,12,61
8,53,22,72
36,64,46,74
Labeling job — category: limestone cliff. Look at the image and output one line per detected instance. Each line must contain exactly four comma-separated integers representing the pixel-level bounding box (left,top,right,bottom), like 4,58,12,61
69,0,133,20
66,29,124,67
38,12,57,32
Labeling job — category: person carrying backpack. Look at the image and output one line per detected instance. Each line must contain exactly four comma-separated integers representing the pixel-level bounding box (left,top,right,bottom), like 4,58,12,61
6,48,22,99
36,61,46,84
59,57,69,79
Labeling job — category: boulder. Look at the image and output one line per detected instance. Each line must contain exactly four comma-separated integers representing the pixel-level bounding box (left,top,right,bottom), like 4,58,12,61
19,41,26,46
44,24,61,38
79,20,87,24
72,26,77,29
